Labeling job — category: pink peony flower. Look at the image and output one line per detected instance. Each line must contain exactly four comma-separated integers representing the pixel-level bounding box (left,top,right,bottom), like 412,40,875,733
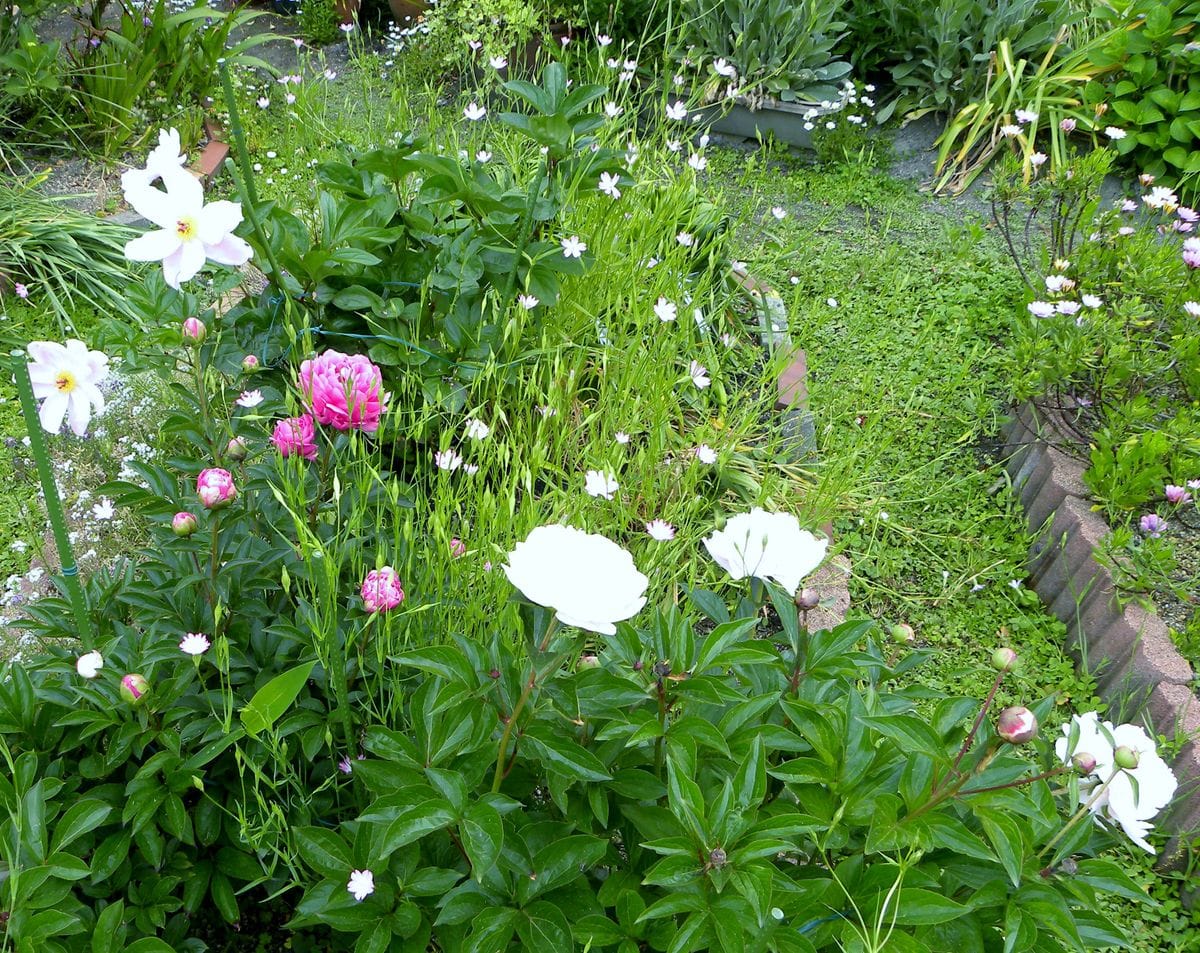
196,468,237,509
449,538,466,558
299,350,386,432
361,567,404,613
120,673,150,705
182,317,206,344
272,414,318,461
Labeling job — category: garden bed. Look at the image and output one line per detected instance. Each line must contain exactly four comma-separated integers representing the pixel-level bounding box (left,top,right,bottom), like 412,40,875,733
1003,401,1200,867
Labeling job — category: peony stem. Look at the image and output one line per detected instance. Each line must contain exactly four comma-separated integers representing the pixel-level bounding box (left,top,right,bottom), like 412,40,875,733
492,617,562,793
10,353,93,649
1039,771,1120,860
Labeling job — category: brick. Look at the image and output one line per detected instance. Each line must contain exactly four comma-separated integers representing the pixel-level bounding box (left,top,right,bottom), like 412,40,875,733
775,347,808,410
1145,683,1200,742
1024,451,1090,529
1011,442,1047,492
194,139,229,182
1096,606,1194,694
1159,737,1200,872
803,556,851,633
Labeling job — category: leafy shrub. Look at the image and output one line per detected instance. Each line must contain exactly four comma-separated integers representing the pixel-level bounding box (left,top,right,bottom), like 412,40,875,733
299,0,343,46
64,0,273,157
844,0,1074,121
1084,0,1200,192
995,149,1200,514
422,0,546,66
676,0,851,106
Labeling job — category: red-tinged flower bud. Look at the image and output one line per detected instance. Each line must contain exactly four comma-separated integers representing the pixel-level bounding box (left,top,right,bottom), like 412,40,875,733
172,512,198,537
225,437,248,462
1072,752,1097,775
196,468,237,509
242,354,260,373
992,647,1018,671
120,673,150,705
182,317,206,345
578,654,599,669
708,847,727,868
795,588,820,610
997,706,1038,744
890,622,915,644
1114,745,1140,770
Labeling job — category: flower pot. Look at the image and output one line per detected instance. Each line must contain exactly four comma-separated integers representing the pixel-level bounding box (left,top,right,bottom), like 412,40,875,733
334,0,359,25
691,94,842,150
387,0,424,25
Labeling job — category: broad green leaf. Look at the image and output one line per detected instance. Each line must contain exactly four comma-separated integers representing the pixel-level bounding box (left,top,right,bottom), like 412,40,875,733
460,802,503,882
464,906,520,953
381,799,456,856
50,799,112,855
91,900,125,953
522,722,611,782
978,809,1026,887
293,826,352,880
517,901,572,952
239,661,315,736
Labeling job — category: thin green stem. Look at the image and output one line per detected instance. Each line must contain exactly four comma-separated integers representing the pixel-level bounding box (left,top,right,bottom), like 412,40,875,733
493,616,562,792
1039,771,1119,860
10,353,93,649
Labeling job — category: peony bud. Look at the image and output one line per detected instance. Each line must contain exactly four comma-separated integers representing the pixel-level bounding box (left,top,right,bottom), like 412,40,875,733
992,647,1018,671
708,847,727,868
996,706,1038,744
449,537,466,558
242,354,260,373
196,468,237,509
890,622,915,643
361,567,404,614
1114,745,1140,770
120,673,150,705
225,437,248,462
182,317,206,345
795,588,820,610
1072,752,1097,775
578,654,600,669
172,511,199,537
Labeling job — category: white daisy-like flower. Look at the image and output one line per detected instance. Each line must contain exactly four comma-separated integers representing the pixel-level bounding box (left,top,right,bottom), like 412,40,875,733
584,469,619,499
676,231,694,247
561,236,587,258
654,297,677,322
464,418,490,440
598,172,621,199
615,431,630,444
666,100,687,121
518,294,539,309
695,444,717,464
236,389,264,408
1105,126,1126,140
604,102,623,118
92,498,115,520
689,360,710,389
771,206,787,219
179,632,211,655
434,449,463,471
463,102,486,121
687,153,708,172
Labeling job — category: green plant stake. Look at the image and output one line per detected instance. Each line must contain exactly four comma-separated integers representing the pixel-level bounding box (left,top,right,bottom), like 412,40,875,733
9,349,94,649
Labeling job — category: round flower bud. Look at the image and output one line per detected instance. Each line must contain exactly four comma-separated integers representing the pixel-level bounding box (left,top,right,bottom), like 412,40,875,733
182,317,207,345
196,468,237,509
242,354,260,373
1072,752,1097,775
1114,745,1140,770
578,654,600,669
795,588,820,610
708,847,727,868
890,622,915,643
992,647,1018,672
225,437,248,462
120,673,150,705
172,512,199,537
996,706,1038,744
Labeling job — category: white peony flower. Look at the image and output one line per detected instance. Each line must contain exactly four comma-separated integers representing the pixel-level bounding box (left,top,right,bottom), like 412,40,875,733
76,651,104,678
703,507,828,595
503,524,648,634
26,340,109,436
1055,712,1178,854
123,164,252,289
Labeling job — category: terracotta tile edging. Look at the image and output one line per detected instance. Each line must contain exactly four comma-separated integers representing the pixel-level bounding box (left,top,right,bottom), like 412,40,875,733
1001,402,1200,872
730,267,848,629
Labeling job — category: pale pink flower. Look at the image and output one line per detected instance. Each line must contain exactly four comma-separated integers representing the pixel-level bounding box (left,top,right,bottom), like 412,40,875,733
272,414,318,461
299,350,386,432
1104,126,1126,140
338,756,354,774
1027,301,1056,318
695,444,717,464
1165,485,1191,505
561,235,587,258
14,282,29,298
236,389,264,408
645,519,675,540
361,567,404,613
1140,514,1166,538
1060,117,1076,132
1056,301,1081,316
197,468,237,509
690,360,710,389
449,538,466,558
